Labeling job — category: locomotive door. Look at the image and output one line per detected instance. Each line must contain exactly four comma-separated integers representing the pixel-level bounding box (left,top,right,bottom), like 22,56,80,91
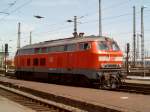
67,53,74,71
66,44,76,71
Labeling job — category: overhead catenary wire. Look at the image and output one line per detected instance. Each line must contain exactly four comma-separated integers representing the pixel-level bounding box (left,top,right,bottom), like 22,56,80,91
0,0,140,41
1,1,149,42
2,9,150,43
33,11,134,37
0,0,19,15
48,0,130,34
21,10,150,41
0,0,32,22
79,12,133,25
42,1,150,37
2,11,133,43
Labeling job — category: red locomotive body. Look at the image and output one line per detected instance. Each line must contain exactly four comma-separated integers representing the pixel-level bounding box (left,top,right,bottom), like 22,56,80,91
14,36,123,89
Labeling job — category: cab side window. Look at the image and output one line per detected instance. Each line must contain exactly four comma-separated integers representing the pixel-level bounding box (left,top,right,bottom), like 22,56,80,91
65,44,76,51
79,43,90,50
35,48,41,54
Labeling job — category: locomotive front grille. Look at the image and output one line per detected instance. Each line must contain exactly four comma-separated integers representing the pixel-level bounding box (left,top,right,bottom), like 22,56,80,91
102,64,120,68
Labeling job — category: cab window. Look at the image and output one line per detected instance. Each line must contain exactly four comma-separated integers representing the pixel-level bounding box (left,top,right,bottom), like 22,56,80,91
35,48,41,53
79,43,90,50
98,41,120,51
65,44,76,51
48,46,65,52
98,41,109,50
111,42,120,51
41,47,47,53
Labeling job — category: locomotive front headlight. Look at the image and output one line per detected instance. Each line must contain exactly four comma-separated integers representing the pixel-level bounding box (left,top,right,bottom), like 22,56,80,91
99,56,109,61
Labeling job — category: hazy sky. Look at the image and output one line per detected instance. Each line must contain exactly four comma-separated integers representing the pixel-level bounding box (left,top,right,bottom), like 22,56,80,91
0,0,150,57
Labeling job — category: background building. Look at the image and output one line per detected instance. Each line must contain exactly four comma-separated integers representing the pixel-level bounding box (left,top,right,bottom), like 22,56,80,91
0,51,4,68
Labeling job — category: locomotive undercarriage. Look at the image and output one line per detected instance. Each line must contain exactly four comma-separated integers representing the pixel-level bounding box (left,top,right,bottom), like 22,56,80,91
15,68,123,89
15,70,91,87
96,69,123,89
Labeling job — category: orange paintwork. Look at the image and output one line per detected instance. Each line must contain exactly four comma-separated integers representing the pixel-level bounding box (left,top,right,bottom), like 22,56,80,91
14,41,123,71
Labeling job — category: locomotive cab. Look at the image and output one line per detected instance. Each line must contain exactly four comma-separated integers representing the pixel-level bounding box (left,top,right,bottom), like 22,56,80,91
94,38,123,89
97,39,123,68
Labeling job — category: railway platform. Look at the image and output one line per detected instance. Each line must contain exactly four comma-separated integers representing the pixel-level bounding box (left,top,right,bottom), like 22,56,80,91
0,95,35,112
127,75,150,80
0,76,150,112
125,76,150,85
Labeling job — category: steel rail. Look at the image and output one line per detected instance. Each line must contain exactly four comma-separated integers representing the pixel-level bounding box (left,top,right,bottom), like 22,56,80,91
0,84,85,112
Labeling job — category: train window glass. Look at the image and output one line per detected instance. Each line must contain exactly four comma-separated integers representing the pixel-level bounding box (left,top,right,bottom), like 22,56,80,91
79,43,90,50
50,46,57,52
24,49,34,55
48,47,52,52
46,48,49,53
60,46,65,51
48,46,65,52
98,41,109,50
40,58,46,66
27,58,30,66
35,48,41,53
35,48,38,53
111,42,120,51
41,47,47,53
65,44,76,51
33,58,38,66
28,49,34,54
56,46,65,52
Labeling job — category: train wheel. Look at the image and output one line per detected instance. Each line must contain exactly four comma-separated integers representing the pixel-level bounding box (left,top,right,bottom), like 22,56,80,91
110,76,118,89
100,75,119,89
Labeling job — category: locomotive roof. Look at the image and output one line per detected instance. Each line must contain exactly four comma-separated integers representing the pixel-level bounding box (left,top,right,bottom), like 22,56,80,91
20,35,114,50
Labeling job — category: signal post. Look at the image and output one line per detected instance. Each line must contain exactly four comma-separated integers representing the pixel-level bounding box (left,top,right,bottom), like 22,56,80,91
4,43,8,76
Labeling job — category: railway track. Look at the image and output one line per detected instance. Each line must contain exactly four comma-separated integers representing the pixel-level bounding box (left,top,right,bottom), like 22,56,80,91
0,84,85,112
3,74,150,95
2,73,150,95
0,80,122,112
115,83,150,95
0,76,150,112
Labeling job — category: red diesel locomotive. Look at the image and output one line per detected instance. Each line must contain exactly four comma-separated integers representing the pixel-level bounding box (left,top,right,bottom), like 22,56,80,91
14,35,124,89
